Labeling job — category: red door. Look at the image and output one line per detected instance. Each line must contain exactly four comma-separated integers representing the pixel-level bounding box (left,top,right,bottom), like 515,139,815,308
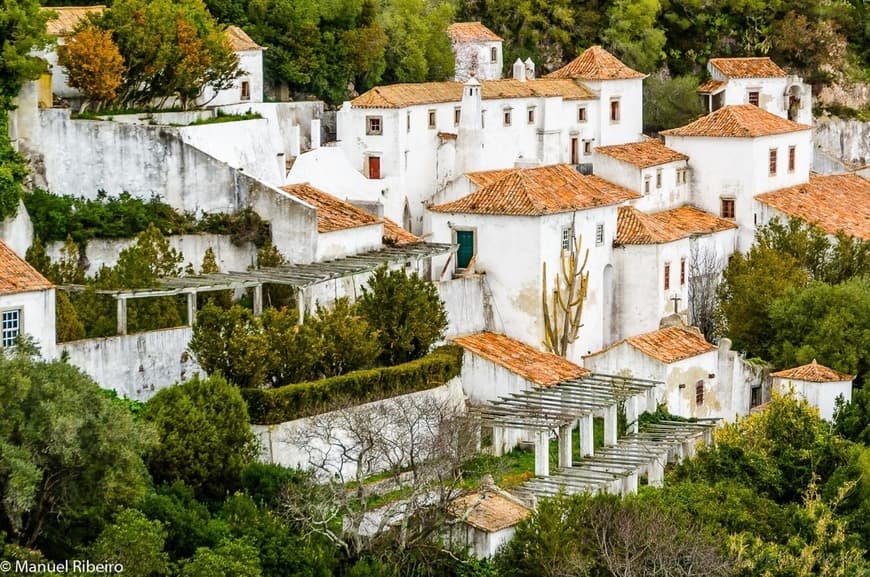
368,156,381,179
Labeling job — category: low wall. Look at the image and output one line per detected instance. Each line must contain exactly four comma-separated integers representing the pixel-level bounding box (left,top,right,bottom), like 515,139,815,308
60,326,200,401
251,376,465,478
99,110,213,125
436,275,490,338
47,233,257,276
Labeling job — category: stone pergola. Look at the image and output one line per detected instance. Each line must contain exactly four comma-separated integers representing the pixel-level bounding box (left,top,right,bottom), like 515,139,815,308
61,242,455,334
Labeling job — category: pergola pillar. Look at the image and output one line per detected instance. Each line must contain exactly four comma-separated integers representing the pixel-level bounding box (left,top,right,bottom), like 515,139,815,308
187,292,197,326
116,297,127,335
626,395,640,434
534,430,550,477
296,288,305,325
492,426,505,456
623,471,638,495
558,423,573,468
604,404,618,446
253,285,263,316
580,414,594,457
648,458,665,487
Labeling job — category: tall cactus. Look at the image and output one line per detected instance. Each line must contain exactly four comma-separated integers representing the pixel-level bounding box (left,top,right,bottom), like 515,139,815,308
542,234,589,357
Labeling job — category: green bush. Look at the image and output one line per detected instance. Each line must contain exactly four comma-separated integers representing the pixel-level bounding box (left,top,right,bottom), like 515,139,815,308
243,345,463,424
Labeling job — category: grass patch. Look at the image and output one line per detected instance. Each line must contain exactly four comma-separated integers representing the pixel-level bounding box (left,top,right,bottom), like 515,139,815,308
814,104,870,122
188,109,262,125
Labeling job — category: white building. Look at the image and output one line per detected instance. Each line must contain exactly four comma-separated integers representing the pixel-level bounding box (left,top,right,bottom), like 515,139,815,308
584,324,733,420
447,22,504,82
42,5,106,100
771,360,854,421
0,240,56,358
593,139,690,213
447,478,531,559
661,104,812,251
428,164,639,358
756,173,870,241
337,45,644,233
698,57,812,125
613,205,737,339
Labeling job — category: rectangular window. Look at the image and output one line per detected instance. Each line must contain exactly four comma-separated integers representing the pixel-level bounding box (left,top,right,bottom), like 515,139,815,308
696,380,704,405
561,226,574,252
748,91,759,106
595,223,604,247
578,107,587,122
664,263,671,291
583,141,592,156
428,110,436,129
610,99,620,123
503,110,512,126
490,46,498,63
644,176,651,195
528,107,535,124
721,198,735,219
788,145,796,172
240,81,250,101
481,110,486,129
454,107,461,126
769,148,777,176
1,309,20,348
404,150,409,170
366,116,382,135
680,258,686,286
656,169,663,189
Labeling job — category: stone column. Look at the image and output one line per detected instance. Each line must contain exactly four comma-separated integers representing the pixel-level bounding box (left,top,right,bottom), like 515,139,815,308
558,424,573,469
626,395,640,434
187,292,197,326
116,297,127,336
253,285,263,316
534,430,550,477
580,414,594,457
492,426,505,457
648,458,665,487
604,404,618,446
623,471,638,495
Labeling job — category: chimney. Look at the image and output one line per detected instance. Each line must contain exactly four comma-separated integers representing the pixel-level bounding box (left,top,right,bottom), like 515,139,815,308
459,76,482,130
524,58,535,80
512,58,526,82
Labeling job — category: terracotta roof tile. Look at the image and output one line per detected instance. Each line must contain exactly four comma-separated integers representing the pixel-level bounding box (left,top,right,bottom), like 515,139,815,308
595,139,688,168
546,45,646,80
224,25,264,51
755,174,870,240
453,331,590,386
661,104,810,138
430,164,639,216
44,5,105,37
771,360,854,382
709,57,787,78
449,488,530,532
616,205,737,245
697,79,727,94
280,183,378,233
382,218,421,245
447,22,503,43
351,78,594,109
0,240,53,295
587,326,716,364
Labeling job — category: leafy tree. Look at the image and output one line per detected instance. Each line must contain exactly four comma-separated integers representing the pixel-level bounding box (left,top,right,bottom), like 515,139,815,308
602,0,666,73
379,0,455,83
769,8,848,86
140,483,227,561
834,388,870,445
768,279,870,382
86,509,171,577
57,26,124,111
144,374,258,500
357,266,448,366
642,73,704,133
0,0,52,101
180,538,262,577
0,111,28,221
303,298,380,378
0,351,155,555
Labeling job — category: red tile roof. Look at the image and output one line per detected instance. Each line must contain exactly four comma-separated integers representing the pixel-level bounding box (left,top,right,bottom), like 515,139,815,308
709,57,787,78
587,326,717,364
595,139,688,168
0,240,53,295
44,5,105,37
280,183,379,233
755,174,870,240
616,206,737,245
447,22,503,43
546,45,646,80
661,105,810,138
382,218,421,245
771,360,854,382
697,79,727,94
430,164,639,216
351,78,594,108
225,25,264,52
449,487,530,532
453,331,590,386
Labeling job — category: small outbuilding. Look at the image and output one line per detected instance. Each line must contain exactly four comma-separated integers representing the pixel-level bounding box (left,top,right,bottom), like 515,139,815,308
447,476,531,558
0,239,56,357
771,360,854,421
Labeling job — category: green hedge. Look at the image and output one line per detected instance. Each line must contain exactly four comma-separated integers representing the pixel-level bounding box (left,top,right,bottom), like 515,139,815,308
242,345,463,424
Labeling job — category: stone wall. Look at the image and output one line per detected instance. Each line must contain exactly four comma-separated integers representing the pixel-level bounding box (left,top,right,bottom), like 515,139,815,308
60,326,201,401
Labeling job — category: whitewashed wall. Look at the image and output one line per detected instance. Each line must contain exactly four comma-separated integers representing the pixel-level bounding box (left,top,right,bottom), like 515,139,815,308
453,40,503,81
252,376,465,478
60,326,201,401
314,223,383,261
773,377,852,422
592,155,692,214
201,48,264,106
435,275,489,338
0,289,56,359
813,117,869,171
46,234,257,276
0,200,34,258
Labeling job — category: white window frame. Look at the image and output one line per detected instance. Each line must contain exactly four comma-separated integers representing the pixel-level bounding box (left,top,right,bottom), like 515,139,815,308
2,309,21,348
595,223,605,247
561,225,574,252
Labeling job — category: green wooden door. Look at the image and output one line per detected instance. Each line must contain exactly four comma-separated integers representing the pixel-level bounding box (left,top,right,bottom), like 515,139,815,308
456,230,474,269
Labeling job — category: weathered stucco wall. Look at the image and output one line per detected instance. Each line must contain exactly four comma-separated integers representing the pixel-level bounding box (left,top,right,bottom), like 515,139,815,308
0,200,34,258
60,327,201,401
813,117,869,171
435,275,490,339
